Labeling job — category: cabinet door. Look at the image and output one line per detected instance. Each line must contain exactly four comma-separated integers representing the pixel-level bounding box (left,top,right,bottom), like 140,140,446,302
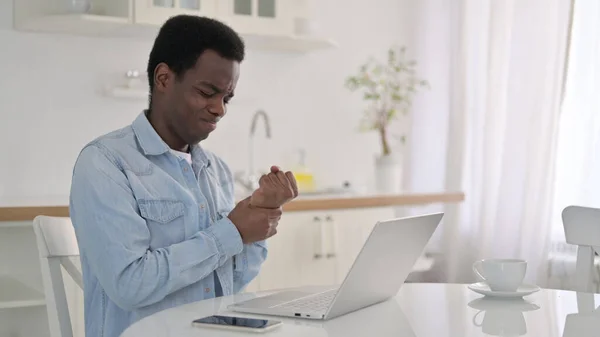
217,0,293,36
254,211,337,291
252,212,305,291
296,214,337,288
134,0,218,25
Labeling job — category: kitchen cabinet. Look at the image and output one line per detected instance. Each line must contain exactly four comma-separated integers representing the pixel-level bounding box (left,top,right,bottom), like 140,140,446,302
245,207,399,292
0,223,52,337
0,221,85,337
218,0,293,36
13,0,336,53
133,0,219,25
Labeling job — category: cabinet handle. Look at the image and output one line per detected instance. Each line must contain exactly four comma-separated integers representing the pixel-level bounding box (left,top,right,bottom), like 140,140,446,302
325,215,337,259
320,215,329,259
313,216,323,259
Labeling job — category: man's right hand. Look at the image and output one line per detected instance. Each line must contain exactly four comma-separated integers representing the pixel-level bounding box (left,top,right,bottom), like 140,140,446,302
227,197,282,244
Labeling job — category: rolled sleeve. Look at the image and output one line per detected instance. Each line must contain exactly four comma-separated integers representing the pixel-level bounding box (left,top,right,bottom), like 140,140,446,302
233,240,268,292
204,216,244,264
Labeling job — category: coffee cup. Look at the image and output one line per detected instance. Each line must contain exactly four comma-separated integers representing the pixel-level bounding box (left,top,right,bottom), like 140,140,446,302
472,259,527,292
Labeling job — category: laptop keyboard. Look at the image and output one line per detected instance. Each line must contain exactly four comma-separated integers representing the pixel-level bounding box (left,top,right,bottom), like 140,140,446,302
272,290,337,312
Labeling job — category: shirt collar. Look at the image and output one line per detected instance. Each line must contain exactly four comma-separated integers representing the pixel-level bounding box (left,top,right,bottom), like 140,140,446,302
132,111,212,168
132,111,170,156
191,143,211,169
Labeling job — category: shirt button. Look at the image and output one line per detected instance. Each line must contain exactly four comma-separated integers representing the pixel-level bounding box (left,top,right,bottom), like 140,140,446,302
199,204,205,209
205,287,211,293
184,167,189,172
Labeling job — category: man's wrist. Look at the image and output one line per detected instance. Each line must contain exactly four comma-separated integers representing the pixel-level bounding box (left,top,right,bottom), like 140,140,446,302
249,203,281,210
226,212,251,244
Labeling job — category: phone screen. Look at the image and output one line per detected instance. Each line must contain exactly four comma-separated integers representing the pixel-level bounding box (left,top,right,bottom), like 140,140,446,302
192,315,279,329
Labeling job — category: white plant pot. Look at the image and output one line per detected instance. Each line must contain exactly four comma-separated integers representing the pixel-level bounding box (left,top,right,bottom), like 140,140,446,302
374,154,402,194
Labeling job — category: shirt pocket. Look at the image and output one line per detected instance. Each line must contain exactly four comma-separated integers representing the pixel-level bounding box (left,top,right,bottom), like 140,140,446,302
138,199,186,248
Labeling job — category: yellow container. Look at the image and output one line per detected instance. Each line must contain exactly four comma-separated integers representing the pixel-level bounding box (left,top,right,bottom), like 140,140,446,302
291,149,316,193
294,171,316,193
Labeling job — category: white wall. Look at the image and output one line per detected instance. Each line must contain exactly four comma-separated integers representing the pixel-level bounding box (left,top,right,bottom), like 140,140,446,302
0,0,439,200
0,0,457,254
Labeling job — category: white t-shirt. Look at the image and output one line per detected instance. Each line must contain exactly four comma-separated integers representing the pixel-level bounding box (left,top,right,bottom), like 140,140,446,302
170,149,192,165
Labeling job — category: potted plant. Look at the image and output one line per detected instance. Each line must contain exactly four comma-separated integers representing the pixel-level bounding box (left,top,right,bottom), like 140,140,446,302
345,46,428,193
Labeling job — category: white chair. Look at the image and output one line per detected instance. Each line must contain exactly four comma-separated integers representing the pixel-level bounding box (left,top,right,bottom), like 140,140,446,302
33,216,82,337
562,205,600,293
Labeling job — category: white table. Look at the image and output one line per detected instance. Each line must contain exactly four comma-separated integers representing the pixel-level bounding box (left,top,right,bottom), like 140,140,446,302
121,283,600,337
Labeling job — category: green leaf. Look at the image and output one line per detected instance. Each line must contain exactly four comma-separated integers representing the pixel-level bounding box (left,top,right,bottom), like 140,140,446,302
391,93,403,101
363,92,380,100
358,116,378,132
387,108,397,119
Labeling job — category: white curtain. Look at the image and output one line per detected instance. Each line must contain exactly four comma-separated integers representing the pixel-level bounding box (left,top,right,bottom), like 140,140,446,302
547,0,600,292
441,0,573,286
552,0,600,241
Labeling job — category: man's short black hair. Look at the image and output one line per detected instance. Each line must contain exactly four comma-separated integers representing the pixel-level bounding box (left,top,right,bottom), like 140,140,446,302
147,15,245,99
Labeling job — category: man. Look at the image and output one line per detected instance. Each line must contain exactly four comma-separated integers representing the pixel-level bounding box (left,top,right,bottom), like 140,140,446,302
69,15,297,337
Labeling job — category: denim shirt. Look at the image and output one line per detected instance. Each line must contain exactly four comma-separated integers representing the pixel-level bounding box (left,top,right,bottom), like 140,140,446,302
69,112,267,337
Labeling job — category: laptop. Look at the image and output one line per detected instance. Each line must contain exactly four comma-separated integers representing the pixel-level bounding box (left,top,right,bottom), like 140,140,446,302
229,213,443,320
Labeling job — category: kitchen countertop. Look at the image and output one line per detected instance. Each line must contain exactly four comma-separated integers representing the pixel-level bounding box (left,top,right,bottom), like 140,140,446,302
0,192,464,222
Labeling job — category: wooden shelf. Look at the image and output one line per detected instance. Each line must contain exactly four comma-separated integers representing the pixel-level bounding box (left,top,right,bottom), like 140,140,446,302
0,206,68,222
0,192,464,221
105,86,149,100
15,14,336,53
0,277,45,310
15,14,133,37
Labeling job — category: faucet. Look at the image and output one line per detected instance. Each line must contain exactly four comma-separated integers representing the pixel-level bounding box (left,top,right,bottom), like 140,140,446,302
250,109,272,138
235,109,271,192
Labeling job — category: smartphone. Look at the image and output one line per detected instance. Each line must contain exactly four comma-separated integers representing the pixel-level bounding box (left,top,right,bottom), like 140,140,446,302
192,315,282,333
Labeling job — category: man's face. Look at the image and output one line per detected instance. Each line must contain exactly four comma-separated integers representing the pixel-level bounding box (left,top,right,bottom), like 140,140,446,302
161,50,240,144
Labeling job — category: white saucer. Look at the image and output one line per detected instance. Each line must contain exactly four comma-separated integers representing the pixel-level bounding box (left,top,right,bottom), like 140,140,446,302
468,282,540,298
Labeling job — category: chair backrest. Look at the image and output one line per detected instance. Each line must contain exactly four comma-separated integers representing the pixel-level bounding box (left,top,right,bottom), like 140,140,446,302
562,206,600,293
33,215,82,337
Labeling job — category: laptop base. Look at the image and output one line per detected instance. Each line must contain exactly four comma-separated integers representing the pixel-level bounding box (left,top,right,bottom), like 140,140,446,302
229,286,337,320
